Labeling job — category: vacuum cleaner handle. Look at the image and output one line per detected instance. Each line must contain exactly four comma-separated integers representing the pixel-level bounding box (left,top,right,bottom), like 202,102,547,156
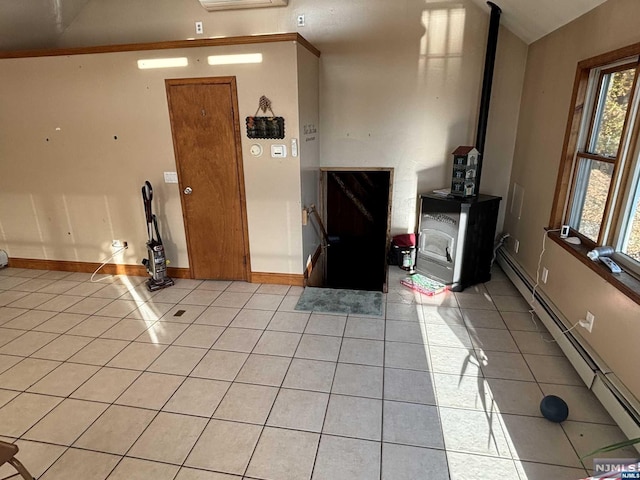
152,215,163,245
142,181,153,224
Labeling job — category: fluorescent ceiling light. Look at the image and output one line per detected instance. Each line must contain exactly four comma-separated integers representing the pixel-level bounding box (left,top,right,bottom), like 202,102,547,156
199,0,288,12
137,57,189,69
207,53,263,65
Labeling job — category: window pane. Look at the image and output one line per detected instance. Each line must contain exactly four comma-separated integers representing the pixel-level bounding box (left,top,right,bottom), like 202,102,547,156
571,158,614,241
621,184,640,262
589,67,635,157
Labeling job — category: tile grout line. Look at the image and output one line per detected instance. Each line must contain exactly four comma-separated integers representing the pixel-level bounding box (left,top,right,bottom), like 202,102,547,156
106,278,259,475
492,292,590,473
379,303,388,480
0,267,606,478
77,278,249,478
1,273,223,478
0,267,135,479
416,299,454,480
234,306,310,479
150,284,297,477
307,304,344,480
484,293,548,474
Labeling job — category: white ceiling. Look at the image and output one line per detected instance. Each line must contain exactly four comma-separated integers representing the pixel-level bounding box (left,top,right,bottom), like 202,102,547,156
469,0,607,44
0,0,91,51
0,0,609,51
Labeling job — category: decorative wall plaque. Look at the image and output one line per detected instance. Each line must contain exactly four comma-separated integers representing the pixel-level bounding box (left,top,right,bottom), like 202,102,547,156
246,95,285,139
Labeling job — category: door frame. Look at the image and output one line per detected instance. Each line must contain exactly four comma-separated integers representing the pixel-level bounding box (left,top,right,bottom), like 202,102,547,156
165,76,252,280
319,167,394,292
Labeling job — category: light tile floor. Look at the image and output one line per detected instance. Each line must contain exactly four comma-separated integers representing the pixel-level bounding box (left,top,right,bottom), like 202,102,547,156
0,265,635,479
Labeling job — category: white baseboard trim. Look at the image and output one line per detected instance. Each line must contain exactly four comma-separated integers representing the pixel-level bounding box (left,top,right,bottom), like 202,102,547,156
497,249,640,448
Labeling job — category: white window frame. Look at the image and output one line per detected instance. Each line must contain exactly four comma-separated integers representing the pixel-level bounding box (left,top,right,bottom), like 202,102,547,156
612,137,640,274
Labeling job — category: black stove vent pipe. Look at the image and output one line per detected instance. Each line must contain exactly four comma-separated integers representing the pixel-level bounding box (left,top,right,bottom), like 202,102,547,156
474,1,501,195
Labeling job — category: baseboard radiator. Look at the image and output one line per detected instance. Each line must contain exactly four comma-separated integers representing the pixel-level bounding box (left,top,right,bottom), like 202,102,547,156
497,249,640,447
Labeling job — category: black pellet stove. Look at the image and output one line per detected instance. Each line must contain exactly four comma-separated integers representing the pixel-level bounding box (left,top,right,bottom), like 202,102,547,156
415,2,503,292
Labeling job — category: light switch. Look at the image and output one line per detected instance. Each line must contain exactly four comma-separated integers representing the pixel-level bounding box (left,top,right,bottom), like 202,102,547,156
271,144,287,158
164,172,179,184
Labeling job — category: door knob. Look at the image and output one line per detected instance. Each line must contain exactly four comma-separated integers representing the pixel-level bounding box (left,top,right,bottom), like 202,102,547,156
184,186,193,195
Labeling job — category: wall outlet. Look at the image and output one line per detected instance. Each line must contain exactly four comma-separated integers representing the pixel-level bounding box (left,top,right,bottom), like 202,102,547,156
514,239,520,254
541,267,549,283
581,311,595,333
112,240,128,249
195,21,203,35
297,14,305,27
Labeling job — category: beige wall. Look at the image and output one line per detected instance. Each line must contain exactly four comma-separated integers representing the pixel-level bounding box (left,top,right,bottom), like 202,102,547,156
56,0,527,235
0,41,305,274
504,0,640,398
0,0,528,276
315,2,526,234
480,27,528,230
297,44,321,268
239,43,304,274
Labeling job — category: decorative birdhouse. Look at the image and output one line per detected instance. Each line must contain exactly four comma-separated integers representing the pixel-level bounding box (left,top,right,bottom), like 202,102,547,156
450,146,480,197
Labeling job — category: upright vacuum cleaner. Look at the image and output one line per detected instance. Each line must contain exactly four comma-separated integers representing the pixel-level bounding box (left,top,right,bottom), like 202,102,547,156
141,181,174,292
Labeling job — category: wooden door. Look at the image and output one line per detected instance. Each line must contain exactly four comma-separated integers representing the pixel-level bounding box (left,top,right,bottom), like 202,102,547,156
165,77,250,280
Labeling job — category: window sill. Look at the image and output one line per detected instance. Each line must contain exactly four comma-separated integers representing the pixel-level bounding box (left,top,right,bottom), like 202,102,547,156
548,231,640,306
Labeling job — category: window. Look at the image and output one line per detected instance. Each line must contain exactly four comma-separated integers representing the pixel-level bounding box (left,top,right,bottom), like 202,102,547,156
619,160,640,262
551,46,640,276
568,62,636,243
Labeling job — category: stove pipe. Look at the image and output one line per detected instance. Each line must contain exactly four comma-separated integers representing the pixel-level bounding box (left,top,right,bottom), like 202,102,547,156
474,1,501,195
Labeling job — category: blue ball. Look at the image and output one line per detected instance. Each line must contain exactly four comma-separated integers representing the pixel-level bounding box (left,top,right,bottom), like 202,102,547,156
540,395,569,423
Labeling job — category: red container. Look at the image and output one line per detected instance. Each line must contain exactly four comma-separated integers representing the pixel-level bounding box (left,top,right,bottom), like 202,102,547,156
392,233,416,247
391,234,416,271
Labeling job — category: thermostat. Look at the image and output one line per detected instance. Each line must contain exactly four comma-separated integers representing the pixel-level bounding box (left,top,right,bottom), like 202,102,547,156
271,144,287,158
249,144,263,157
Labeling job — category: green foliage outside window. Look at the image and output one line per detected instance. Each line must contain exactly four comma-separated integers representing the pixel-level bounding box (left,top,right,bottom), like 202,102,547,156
592,69,635,157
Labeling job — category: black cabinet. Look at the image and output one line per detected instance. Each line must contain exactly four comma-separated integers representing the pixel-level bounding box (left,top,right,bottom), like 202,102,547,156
416,193,501,291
